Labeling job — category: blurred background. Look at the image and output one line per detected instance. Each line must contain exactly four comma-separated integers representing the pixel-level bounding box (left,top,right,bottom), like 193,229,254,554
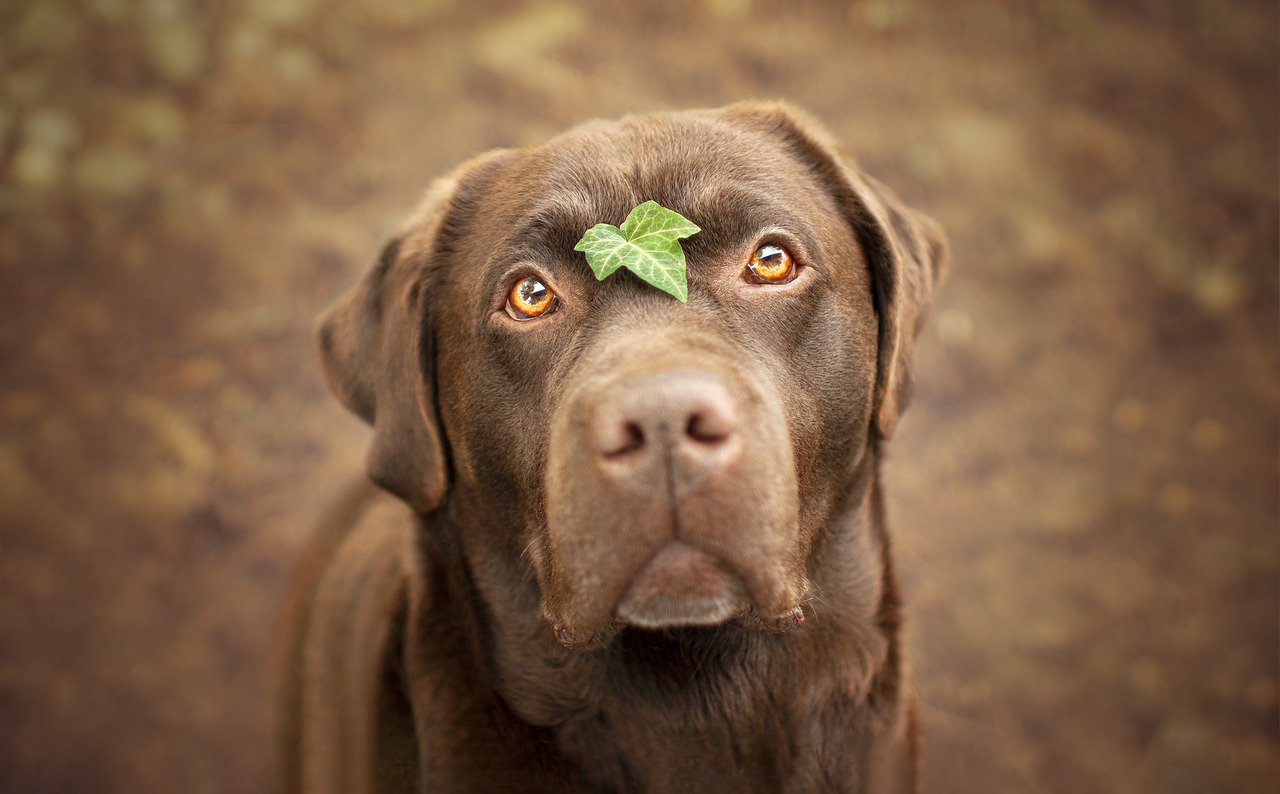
1,0,1276,791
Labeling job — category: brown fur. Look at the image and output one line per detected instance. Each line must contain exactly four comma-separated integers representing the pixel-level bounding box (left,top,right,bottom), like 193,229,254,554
276,102,947,792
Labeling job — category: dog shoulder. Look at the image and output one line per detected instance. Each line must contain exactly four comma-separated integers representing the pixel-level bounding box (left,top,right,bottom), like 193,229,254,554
274,479,420,793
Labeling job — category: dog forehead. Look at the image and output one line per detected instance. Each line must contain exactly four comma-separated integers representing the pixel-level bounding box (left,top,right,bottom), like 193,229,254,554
539,112,800,208
470,112,826,265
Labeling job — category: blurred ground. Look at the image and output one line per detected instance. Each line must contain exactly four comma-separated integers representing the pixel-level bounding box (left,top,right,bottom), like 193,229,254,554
1,0,1276,791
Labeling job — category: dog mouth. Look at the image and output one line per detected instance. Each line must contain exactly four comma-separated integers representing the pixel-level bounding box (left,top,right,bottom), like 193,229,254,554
614,541,751,629
546,539,809,650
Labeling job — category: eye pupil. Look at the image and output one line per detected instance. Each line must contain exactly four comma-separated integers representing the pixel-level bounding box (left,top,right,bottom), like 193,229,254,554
507,276,557,320
518,278,547,305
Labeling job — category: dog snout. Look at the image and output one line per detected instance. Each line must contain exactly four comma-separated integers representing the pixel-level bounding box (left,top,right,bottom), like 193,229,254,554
592,372,741,489
546,359,803,637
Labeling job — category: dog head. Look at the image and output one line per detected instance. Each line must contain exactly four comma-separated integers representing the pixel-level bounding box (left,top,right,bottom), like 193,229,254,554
317,103,946,648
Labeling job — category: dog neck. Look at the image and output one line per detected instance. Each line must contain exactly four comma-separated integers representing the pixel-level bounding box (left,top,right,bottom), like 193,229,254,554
404,452,910,788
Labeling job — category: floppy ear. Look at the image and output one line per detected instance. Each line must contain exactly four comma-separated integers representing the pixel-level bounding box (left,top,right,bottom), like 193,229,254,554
722,102,949,439
852,169,949,439
316,156,504,512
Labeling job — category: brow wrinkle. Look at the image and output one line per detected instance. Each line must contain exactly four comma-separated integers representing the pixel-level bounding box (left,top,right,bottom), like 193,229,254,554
683,183,800,249
506,189,599,254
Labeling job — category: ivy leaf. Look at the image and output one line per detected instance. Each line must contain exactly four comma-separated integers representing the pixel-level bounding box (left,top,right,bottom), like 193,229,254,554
573,200,700,302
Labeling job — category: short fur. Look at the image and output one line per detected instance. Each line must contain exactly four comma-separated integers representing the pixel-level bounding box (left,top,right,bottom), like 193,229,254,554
276,102,947,793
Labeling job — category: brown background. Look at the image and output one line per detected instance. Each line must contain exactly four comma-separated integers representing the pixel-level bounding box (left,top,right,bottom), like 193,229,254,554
1,1,1276,791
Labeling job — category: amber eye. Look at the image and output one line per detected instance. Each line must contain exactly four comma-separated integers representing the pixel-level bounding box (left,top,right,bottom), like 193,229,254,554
746,243,796,283
506,276,557,320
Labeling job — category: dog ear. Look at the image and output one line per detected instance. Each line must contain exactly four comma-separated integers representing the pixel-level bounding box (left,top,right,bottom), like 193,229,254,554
722,102,948,439
852,170,949,439
316,155,506,512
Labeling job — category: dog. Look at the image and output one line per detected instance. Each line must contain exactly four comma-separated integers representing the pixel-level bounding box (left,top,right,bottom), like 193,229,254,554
275,102,947,793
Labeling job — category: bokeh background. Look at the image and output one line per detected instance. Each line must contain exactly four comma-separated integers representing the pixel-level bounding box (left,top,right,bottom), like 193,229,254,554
1,0,1276,791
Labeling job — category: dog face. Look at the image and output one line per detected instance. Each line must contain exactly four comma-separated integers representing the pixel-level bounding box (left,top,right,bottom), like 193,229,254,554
317,103,946,648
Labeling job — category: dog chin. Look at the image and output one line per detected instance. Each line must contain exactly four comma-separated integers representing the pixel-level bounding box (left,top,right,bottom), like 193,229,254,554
613,541,751,629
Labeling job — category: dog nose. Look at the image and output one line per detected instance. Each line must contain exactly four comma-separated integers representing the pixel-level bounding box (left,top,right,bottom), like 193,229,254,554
592,372,740,485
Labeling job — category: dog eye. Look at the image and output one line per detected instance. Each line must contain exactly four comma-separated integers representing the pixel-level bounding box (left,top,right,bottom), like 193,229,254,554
746,243,796,284
506,276,558,320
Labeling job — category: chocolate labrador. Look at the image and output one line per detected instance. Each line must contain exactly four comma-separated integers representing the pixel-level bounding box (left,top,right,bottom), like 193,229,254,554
276,102,947,793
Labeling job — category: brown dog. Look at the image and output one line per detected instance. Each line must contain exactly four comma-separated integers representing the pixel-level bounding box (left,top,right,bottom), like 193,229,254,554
276,102,946,793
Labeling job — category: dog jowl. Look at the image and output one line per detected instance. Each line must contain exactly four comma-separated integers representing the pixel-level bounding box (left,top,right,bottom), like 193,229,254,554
285,102,947,793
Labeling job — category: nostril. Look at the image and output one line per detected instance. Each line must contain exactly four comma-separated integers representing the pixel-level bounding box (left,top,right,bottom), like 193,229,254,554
686,408,735,445
601,421,646,459
593,375,739,462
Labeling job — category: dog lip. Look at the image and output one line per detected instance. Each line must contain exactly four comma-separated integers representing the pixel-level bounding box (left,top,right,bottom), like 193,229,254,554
614,541,750,629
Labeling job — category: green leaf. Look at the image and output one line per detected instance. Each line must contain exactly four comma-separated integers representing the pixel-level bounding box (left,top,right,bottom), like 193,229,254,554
573,200,700,302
